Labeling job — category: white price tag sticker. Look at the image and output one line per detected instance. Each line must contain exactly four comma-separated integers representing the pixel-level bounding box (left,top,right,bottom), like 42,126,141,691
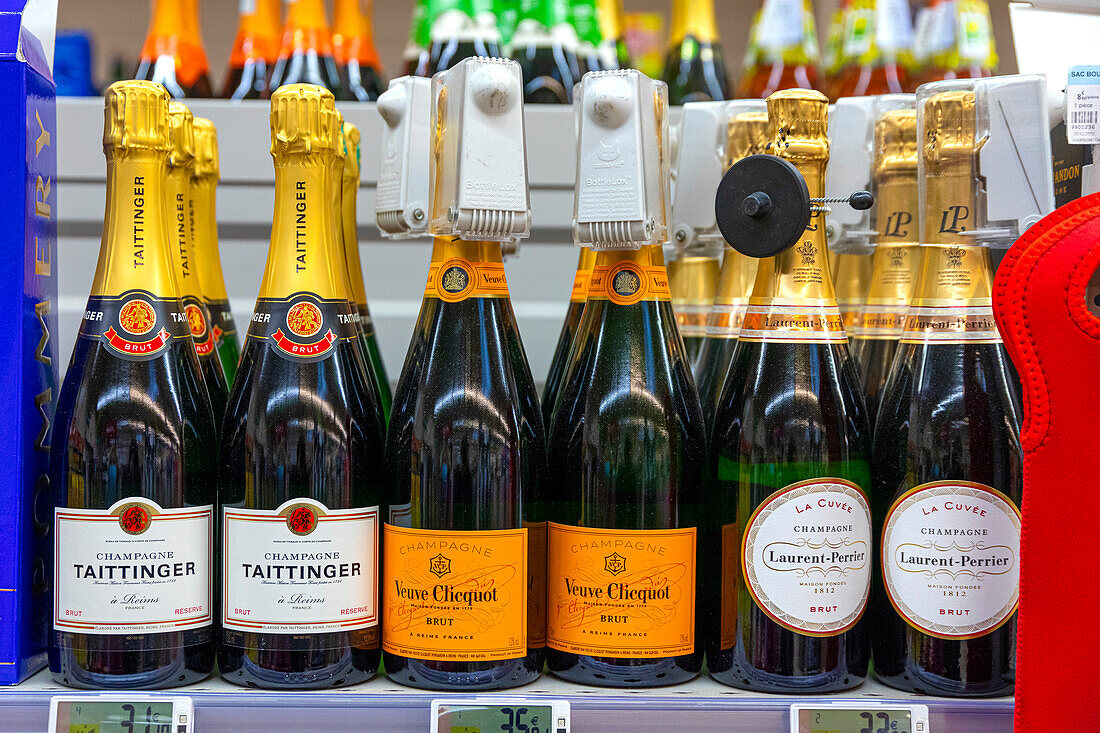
1067,66,1100,145
431,698,570,733
49,695,194,733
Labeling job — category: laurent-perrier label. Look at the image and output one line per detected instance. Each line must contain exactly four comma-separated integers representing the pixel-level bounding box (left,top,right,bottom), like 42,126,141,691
54,498,213,634
742,479,871,636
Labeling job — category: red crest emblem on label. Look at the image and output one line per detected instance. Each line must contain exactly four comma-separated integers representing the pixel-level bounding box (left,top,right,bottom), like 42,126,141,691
118,503,152,535
119,299,156,335
286,302,323,337
185,303,207,338
286,505,318,536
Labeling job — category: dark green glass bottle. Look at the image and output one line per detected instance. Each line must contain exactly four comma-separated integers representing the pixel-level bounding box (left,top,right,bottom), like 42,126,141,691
870,89,1021,698
661,0,730,104
50,81,217,689
572,0,603,75
509,0,582,103
542,248,594,425
219,86,385,689
708,90,870,693
426,0,502,76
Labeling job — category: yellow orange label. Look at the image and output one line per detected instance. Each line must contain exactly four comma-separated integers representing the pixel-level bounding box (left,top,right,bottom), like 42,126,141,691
900,305,1002,345
382,525,528,661
841,307,862,333
589,263,672,305
569,269,592,303
720,522,738,650
425,258,510,302
706,298,748,339
546,523,696,658
739,304,848,344
850,304,908,340
675,304,710,338
526,521,547,647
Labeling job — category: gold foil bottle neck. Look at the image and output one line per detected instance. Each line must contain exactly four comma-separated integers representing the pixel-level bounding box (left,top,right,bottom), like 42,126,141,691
166,101,195,168
192,117,220,180
874,109,917,179
270,83,340,158
766,89,829,164
726,111,770,167
922,90,981,177
342,122,361,180
333,110,347,162
103,80,171,152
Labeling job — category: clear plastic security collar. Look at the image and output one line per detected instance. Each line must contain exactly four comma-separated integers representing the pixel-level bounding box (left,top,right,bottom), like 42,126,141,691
375,75,433,239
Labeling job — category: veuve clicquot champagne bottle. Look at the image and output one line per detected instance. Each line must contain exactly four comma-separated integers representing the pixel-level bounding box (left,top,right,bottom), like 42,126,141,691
191,118,242,385
136,0,213,98
50,81,217,689
333,0,385,102
219,84,385,689
542,248,595,425
224,0,281,99
849,105,919,423
269,0,342,95
509,0,581,103
870,88,1021,697
340,122,391,421
383,58,545,690
694,108,768,427
547,70,706,687
737,0,822,99
662,0,730,104
164,102,229,422
708,89,870,692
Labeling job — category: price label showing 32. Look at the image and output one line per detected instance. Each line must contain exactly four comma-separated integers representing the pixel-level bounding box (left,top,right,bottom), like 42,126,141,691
790,702,929,733
49,696,193,733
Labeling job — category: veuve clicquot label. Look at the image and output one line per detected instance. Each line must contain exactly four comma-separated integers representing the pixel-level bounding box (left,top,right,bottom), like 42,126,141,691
382,525,529,661
546,523,696,658
881,481,1021,639
54,499,213,634
247,292,359,361
570,267,592,303
79,289,190,360
742,479,871,636
739,300,847,343
588,262,672,306
424,257,510,302
222,499,379,633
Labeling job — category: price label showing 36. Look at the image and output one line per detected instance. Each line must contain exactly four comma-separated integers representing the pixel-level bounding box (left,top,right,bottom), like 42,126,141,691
431,698,570,733
49,696,194,733
790,702,929,733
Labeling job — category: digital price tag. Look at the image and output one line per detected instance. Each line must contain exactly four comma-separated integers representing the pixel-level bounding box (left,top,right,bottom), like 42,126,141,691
431,698,570,733
790,702,930,733
49,695,194,733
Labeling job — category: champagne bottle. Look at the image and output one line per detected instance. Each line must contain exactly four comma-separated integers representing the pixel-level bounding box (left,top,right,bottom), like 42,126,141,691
50,81,217,689
595,0,629,70
333,0,386,101
708,89,870,692
668,254,720,365
829,0,916,98
136,0,213,98
572,0,604,75
821,1,847,85
737,0,822,99
426,0,502,76
662,0,730,104
694,108,768,427
224,0,281,99
219,85,385,689
191,118,242,385
165,102,229,423
403,0,432,76
269,0,342,95
834,252,872,357
340,122,391,422
542,248,595,425
848,106,918,423
547,71,706,687
919,0,996,84
383,58,545,690
510,0,582,103
870,88,1020,697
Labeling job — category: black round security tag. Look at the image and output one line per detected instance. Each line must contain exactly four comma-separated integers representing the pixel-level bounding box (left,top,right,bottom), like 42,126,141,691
714,155,812,259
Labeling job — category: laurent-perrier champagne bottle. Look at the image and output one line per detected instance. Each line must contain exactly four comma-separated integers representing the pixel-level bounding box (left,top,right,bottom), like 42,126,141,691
547,70,706,687
50,81,217,689
191,118,242,385
848,102,919,423
219,84,386,689
708,89,870,692
870,87,1021,697
542,247,595,425
164,102,229,422
383,58,545,690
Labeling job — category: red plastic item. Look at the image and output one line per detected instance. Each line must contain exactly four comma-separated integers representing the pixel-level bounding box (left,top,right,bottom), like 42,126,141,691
993,192,1100,732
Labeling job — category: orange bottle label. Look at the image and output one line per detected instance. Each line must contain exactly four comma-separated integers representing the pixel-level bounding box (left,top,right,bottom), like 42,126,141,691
719,522,738,650
739,304,848,344
424,258,510,302
382,525,528,661
569,269,592,303
588,263,672,306
546,523,696,658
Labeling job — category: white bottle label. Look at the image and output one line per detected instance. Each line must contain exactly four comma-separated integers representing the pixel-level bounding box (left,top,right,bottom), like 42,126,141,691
882,481,1020,639
54,500,213,635
222,499,379,634
757,0,805,49
742,479,872,636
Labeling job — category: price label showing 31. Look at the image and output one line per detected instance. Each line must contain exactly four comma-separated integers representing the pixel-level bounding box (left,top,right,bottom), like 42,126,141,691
49,696,194,733
790,702,929,733
431,698,570,733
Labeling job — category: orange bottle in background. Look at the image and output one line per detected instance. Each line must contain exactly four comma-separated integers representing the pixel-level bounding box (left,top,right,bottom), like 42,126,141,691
136,0,212,98
269,0,342,95
224,0,282,100
332,0,385,101
737,0,823,99
829,0,915,99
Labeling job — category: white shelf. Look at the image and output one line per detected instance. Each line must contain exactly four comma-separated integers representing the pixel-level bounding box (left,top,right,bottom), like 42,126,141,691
0,669,1012,732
